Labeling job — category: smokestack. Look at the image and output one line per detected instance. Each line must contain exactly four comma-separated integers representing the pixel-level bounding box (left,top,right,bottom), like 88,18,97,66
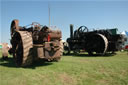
70,24,74,38
48,4,50,27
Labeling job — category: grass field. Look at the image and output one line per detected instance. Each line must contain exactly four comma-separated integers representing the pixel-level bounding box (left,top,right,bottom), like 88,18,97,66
0,50,128,85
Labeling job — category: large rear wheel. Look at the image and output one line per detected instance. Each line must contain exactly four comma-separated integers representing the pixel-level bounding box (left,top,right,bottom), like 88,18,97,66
87,34,108,55
12,31,33,67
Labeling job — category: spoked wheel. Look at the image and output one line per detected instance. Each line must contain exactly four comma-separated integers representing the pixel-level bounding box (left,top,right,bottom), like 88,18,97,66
77,26,89,37
78,26,89,33
87,34,108,55
63,42,70,55
73,45,80,54
63,46,70,55
73,49,80,54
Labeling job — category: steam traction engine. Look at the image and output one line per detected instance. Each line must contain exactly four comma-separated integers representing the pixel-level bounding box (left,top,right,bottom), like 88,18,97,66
64,24,125,55
9,19,63,66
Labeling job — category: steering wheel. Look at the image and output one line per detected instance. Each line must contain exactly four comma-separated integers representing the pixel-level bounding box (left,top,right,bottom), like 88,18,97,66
32,22,40,27
31,22,41,31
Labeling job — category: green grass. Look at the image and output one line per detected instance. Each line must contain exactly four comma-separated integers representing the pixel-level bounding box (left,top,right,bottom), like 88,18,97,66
0,50,128,85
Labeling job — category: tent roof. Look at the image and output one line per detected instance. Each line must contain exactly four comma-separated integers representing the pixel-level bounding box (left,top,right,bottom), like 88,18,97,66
121,31,128,36
125,31,128,36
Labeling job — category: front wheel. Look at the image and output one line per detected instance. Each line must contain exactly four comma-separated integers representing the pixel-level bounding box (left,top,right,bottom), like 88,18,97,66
63,46,70,55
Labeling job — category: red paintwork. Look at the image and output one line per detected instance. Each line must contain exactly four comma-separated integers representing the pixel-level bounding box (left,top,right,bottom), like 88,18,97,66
125,45,128,49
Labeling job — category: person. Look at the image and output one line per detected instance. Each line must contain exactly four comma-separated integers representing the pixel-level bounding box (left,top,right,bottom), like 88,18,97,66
2,43,9,60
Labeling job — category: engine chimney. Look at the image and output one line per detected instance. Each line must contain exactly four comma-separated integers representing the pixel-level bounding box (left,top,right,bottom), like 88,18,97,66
70,24,74,38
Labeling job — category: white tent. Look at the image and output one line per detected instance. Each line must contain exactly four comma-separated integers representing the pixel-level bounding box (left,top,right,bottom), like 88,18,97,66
121,31,128,36
121,31,128,46
121,31,126,35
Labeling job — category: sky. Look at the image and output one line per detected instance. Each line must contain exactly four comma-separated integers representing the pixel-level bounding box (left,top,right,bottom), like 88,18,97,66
0,0,128,44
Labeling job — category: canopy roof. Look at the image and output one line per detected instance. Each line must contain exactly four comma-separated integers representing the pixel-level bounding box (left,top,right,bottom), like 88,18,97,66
121,31,128,36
